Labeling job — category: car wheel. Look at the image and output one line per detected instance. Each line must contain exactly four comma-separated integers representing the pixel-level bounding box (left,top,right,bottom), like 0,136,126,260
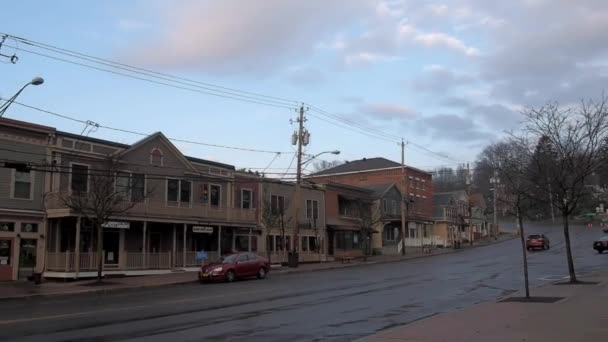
226,270,236,282
598,249,604,254
257,267,267,279
526,247,531,251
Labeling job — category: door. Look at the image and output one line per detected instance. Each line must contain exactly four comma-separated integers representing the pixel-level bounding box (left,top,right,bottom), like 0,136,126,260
103,231,119,265
18,239,37,280
327,231,334,256
235,254,249,276
0,239,13,281
245,253,259,276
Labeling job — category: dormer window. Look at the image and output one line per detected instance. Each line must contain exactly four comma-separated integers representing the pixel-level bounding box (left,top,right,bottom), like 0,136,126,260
150,148,163,166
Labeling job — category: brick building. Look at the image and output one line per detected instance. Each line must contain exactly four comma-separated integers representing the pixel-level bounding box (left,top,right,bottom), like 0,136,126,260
306,157,435,253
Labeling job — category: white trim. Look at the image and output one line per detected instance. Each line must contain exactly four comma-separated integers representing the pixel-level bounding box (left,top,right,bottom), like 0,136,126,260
209,183,222,207
241,188,253,209
149,147,164,166
9,168,35,201
69,162,91,194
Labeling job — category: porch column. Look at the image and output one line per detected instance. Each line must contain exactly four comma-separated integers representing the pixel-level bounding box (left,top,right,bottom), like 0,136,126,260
248,228,252,252
55,219,60,252
74,216,81,277
182,224,187,268
232,229,236,252
217,226,222,258
172,224,176,267
142,221,147,269
119,228,126,269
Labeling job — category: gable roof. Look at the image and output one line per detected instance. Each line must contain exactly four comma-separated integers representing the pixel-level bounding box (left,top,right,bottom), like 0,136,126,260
117,132,197,172
308,157,400,176
361,183,400,198
57,131,130,148
185,156,235,170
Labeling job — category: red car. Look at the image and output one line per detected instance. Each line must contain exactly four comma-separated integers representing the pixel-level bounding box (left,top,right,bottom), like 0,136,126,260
593,236,608,254
526,234,550,251
199,253,270,283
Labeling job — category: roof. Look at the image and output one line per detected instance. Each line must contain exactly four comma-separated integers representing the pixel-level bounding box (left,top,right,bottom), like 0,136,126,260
308,157,400,176
361,183,398,197
319,181,375,193
0,117,56,134
57,131,130,148
186,156,235,170
469,193,487,208
433,192,455,206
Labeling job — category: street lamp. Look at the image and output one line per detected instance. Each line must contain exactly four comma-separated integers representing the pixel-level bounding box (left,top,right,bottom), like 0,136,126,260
0,77,44,118
490,174,500,240
290,149,340,268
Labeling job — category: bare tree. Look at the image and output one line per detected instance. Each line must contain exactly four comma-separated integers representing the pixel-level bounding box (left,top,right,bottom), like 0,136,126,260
353,199,382,261
523,96,608,283
491,139,535,298
60,157,150,282
312,160,344,172
260,188,291,264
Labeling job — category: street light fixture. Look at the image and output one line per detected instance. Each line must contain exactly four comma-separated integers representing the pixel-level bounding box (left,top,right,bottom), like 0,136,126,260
0,77,45,118
301,150,341,166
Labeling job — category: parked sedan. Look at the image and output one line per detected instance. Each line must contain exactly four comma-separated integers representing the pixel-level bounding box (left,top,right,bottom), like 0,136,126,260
199,253,270,283
593,236,608,254
526,234,550,251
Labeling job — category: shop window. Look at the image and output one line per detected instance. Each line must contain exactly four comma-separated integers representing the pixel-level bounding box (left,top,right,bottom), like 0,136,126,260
21,223,38,233
266,235,275,252
12,169,33,199
0,240,11,265
0,222,15,232
235,236,249,252
385,226,396,241
301,237,308,251
308,236,318,252
251,236,258,252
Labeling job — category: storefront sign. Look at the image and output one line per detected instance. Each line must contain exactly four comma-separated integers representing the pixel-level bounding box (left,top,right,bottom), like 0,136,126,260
196,251,208,260
102,221,130,229
193,226,214,234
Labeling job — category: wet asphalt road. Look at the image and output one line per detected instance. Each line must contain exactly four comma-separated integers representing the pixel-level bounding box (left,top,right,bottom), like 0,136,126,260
1,223,606,342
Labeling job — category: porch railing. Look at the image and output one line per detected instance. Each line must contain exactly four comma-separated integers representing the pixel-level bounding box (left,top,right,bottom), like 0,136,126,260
404,236,445,247
147,253,172,269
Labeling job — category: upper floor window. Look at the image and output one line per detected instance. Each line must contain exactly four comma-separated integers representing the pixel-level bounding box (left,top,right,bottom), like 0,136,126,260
383,199,388,213
421,180,426,191
338,197,355,217
12,169,33,200
210,184,221,206
71,164,89,193
116,172,146,202
150,148,163,166
241,189,252,209
391,199,398,215
271,194,285,215
306,199,319,220
167,178,191,204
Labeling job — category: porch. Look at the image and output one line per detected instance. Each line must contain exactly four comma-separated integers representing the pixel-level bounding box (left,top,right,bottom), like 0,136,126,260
44,217,259,278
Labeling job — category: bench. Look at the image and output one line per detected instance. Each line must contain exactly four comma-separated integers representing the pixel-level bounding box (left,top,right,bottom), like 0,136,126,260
338,255,355,264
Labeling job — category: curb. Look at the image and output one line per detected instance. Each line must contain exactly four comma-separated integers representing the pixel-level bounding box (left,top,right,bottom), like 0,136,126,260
0,235,517,302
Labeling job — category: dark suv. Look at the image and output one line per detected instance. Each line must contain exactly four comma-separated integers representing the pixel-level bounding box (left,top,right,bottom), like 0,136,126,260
526,234,550,251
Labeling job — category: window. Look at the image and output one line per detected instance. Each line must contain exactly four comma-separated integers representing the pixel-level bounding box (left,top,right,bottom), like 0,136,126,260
150,148,163,166
0,222,15,232
309,236,318,252
271,194,285,214
306,200,319,220
131,173,145,202
285,236,291,251
251,236,258,252
276,236,284,251
391,200,397,215
180,180,191,203
12,169,33,199
237,254,248,262
0,240,11,266
247,253,257,261
71,164,89,193
210,184,221,206
301,237,308,251
385,226,395,241
383,199,388,212
338,198,354,217
116,171,131,197
336,231,361,250
21,223,38,233
422,181,426,191
266,235,275,252
241,189,252,209
167,179,179,202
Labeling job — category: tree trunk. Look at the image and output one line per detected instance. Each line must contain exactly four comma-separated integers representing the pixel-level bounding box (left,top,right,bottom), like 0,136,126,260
96,223,104,282
517,205,530,298
562,212,577,283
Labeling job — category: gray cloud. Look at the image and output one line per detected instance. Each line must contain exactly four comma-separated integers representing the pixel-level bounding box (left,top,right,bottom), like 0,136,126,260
358,103,417,121
416,114,494,142
411,65,477,93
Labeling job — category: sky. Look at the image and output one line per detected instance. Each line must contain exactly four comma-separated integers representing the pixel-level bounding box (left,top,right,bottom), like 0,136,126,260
2,0,608,175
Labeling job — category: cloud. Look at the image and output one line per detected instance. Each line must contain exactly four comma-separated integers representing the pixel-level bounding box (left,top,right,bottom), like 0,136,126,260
399,25,480,57
124,0,373,74
285,66,325,86
412,64,476,92
358,103,417,121
417,114,493,142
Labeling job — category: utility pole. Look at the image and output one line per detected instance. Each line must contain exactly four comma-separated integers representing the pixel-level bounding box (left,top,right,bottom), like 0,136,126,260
400,139,407,256
467,163,473,246
492,170,499,240
291,104,308,268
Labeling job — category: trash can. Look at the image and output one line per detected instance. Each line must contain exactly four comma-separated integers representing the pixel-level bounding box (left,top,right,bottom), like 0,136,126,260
288,252,299,268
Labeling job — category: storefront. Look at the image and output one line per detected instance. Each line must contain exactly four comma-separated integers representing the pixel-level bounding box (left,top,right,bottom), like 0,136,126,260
0,213,46,281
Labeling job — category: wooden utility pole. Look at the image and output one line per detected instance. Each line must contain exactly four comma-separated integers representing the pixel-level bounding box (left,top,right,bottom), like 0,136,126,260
400,139,407,256
291,104,306,267
467,163,473,246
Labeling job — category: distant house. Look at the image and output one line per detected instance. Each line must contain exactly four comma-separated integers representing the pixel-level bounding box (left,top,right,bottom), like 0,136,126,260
307,157,434,252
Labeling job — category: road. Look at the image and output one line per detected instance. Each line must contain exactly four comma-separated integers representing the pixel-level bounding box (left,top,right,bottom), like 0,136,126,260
1,223,606,342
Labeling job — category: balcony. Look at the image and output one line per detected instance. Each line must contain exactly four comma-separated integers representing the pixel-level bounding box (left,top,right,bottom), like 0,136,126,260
45,192,257,224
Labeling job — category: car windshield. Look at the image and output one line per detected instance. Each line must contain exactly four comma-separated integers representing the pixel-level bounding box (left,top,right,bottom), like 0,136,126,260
599,236,608,241
220,255,238,264
527,234,541,239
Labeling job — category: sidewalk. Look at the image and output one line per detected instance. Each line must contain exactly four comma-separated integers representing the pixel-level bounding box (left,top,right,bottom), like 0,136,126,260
0,234,515,301
358,272,608,342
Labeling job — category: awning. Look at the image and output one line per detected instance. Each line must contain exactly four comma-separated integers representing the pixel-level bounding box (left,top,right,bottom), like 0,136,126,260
327,224,360,231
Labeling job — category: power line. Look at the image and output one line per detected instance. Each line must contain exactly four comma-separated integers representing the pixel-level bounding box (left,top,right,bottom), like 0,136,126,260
7,100,293,154
2,33,299,105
